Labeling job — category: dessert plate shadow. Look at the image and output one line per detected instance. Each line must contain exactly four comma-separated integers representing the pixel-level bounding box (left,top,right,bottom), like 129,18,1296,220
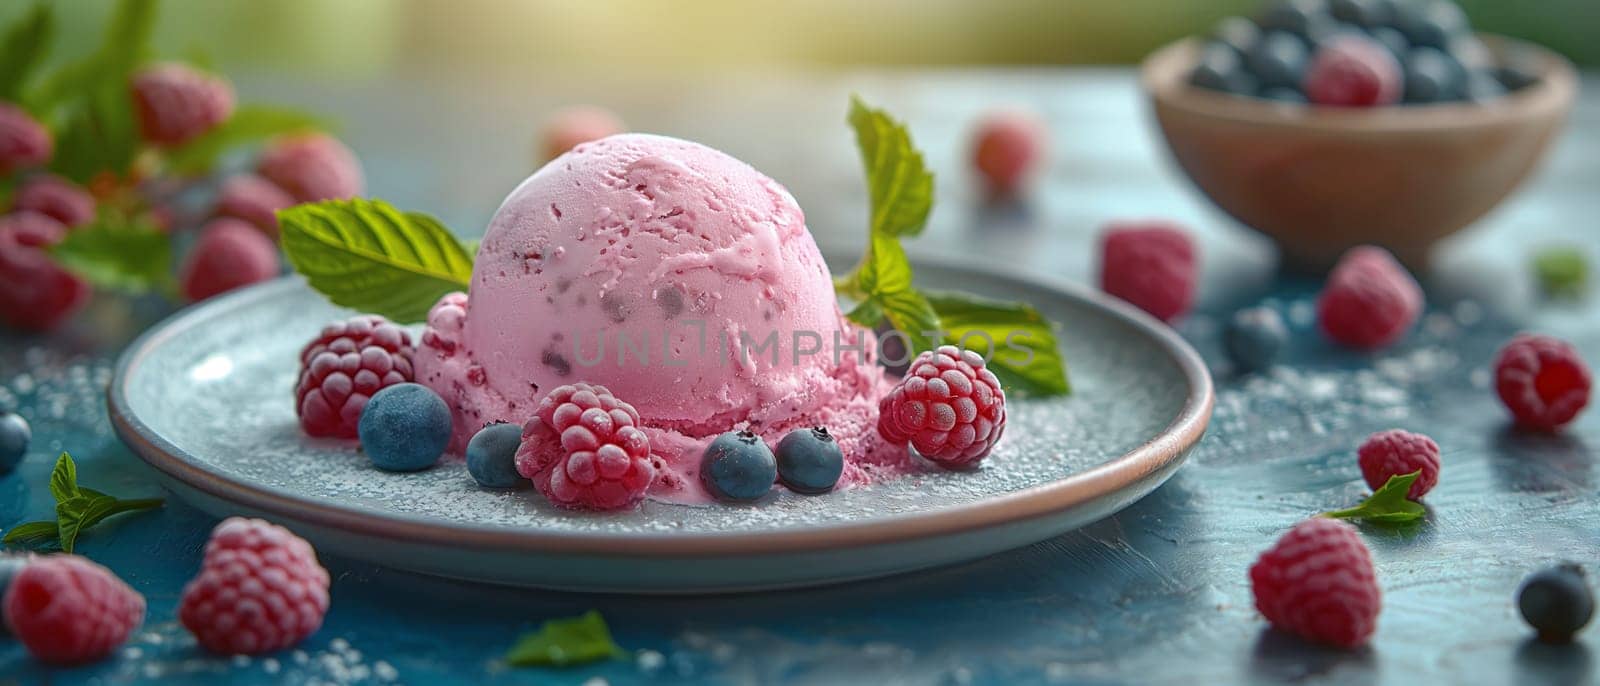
109,258,1213,593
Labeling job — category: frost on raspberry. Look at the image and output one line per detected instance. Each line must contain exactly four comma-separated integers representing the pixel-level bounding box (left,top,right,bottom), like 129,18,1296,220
1250,518,1381,648
130,62,235,147
2,554,145,665
294,316,416,438
178,517,330,655
515,383,656,510
1099,221,1197,322
1317,245,1422,350
877,345,1006,468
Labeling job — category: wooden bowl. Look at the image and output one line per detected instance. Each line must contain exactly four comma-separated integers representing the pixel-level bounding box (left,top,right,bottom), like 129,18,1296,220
1142,35,1577,269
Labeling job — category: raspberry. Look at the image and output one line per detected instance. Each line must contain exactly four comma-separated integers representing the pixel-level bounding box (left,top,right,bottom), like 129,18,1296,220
1304,35,1403,107
13,174,96,228
1,211,67,247
295,315,415,438
514,383,656,510
1357,429,1440,499
420,291,469,355
2,554,145,664
178,517,330,655
216,173,296,237
877,345,1006,467
0,225,90,331
130,62,235,147
1099,221,1197,322
1317,246,1422,350
540,105,624,162
179,218,281,301
1494,334,1591,431
971,109,1047,198
258,133,364,203
0,103,51,174
1250,518,1381,648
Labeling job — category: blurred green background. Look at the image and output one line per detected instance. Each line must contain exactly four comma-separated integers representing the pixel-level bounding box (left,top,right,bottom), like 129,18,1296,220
5,0,1595,79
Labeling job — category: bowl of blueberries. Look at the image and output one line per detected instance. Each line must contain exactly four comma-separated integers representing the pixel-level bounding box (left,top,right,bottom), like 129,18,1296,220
1142,0,1577,269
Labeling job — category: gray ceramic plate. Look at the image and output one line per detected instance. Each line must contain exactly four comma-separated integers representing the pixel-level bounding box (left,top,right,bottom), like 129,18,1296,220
108,259,1212,593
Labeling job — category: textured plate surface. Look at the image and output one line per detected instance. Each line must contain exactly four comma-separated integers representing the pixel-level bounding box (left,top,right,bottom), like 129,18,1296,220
109,260,1212,592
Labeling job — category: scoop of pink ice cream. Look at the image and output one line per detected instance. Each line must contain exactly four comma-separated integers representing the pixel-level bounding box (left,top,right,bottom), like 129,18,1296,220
417,133,906,502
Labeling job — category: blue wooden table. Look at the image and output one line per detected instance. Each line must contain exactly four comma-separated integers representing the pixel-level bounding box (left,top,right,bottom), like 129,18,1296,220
3,69,1598,685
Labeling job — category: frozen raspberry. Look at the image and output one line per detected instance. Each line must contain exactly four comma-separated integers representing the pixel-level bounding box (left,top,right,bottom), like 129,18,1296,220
0,103,51,174
1357,429,1440,499
541,105,624,161
971,109,1047,198
1317,246,1422,350
1,211,67,247
877,345,1007,467
1304,35,1403,107
216,173,296,237
1250,518,1381,648
1099,221,1197,322
130,62,235,147
3,554,145,664
0,225,90,331
420,291,469,355
1494,334,1591,431
258,133,364,203
514,383,656,510
295,315,415,438
179,218,281,301
179,517,330,655
13,174,96,228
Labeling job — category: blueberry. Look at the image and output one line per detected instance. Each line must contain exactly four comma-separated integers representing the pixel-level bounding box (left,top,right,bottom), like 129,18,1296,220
1448,35,1494,72
1368,26,1411,60
0,411,28,475
775,427,844,495
1212,16,1261,56
701,430,776,502
1306,21,1366,52
1465,70,1506,102
1518,563,1594,643
466,422,525,488
1395,0,1469,49
1247,32,1310,90
1403,46,1466,103
1225,307,1289,372
357,383,452,472
1496,64,1539,92
1191,43,1258,95
1258,0,1331,41
1259,87,1308,103
1330,0,1392,28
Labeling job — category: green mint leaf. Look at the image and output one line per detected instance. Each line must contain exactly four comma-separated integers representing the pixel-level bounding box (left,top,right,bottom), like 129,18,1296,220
31,0,154,180
1322,470,1426,524
845,298,883,329
279,198,475,323
3,520,61,549
857,233,913,297
924,290,1071,396
879,288,941,356
164,105,328,175
48,451,79,502
0,3,54,102
48,217,174,293
504,611,626,667
848,95,933,239
55,494,163,553
1533,247,1586,298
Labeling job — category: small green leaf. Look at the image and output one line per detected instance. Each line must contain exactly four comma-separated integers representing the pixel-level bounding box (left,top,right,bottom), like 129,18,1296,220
848,95,934,239
1533,247,1587,298
1322,470,1426,524
845,297,883,329
879,288,941,357
925,290,1071,396
48,452,78,502
49,218,174,293
55,494,163,553
504,611,626,667
856,234,913,297
279,199,475,323
3,520,60,549
164,105,328,175
0,2,54,102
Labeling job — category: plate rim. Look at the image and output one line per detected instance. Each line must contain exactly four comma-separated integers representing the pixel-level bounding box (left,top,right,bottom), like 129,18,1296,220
107,259,1214,558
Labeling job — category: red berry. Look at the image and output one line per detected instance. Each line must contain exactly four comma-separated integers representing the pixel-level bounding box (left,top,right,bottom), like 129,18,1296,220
1304,35,1403,107
514,383,656,510
971,109,1047,197
0,103,51,174
541,105,624,161
1317,246,1422,349
258,133,364,203
178,517,330,655
14,174,96,228
295,315,416,439
2,554,145,665
179,218,281,302
216,173,296,237
1250,518,1381,648
0,224,89,331
1099,221,1197,322
1494,334,1591,431
1,211,67,247
1357,429,1440,499
130,63,235,147
877,345,1007,467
